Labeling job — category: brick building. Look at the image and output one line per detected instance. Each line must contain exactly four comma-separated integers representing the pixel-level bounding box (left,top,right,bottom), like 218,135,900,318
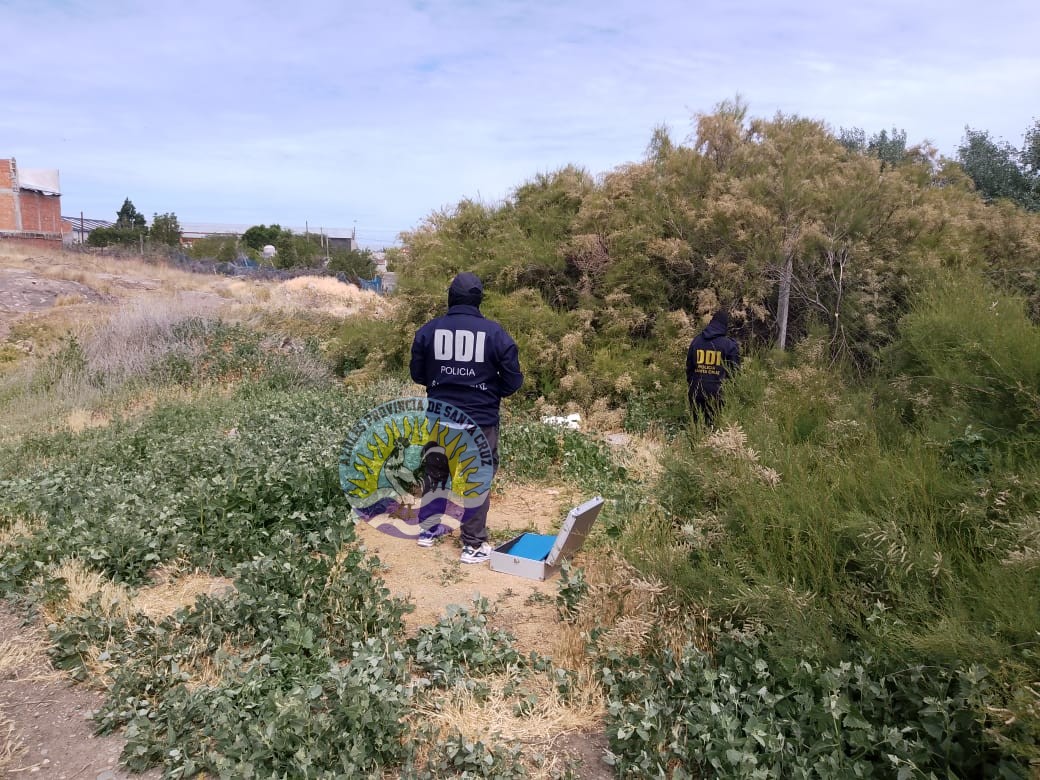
0,158,66,246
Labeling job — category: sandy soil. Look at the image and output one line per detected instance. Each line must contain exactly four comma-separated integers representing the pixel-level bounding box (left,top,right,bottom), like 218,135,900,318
0,248,383,345
0,609,162,780
0,266,114,341
355,483,580,649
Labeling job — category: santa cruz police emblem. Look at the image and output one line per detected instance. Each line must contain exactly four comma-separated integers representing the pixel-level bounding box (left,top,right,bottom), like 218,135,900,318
339,397,495,538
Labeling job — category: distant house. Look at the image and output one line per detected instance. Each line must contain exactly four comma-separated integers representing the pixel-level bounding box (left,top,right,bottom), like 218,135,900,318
178,222,357,252
0,158,66,246
62,215,114,245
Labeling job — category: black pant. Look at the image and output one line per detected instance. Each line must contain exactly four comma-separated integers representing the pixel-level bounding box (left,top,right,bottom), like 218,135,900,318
461,425,498,547
689,389,722,428
418,425,499,548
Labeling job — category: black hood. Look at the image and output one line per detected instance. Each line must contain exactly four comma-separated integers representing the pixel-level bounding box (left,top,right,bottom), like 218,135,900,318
702,310,729,339
448,272,484,307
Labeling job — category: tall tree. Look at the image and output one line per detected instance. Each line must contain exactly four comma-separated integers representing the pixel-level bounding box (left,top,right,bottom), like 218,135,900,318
242,224,284,252
839,126,909,168
867,128,908,169
116,198,147,229
150,212,181,246
957,126,1038,210
1021,119,1040,177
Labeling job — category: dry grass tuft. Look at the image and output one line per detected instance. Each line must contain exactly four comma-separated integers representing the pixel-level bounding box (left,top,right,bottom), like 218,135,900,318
42,558,234,625
53,293,86,307
81,296,219,381
134,565,234,621
704,424,781,486
1001,513,1040,569
584,397,624,432
64,407,111,432
0,515,43,551
37,559,234,686
0,635,50,681
265,276,382,318
0,612,59,685
606,429,666,483
181,636,239,690
40,559,133,624
0,243,69,266
555,554,710,670
412,667,605,778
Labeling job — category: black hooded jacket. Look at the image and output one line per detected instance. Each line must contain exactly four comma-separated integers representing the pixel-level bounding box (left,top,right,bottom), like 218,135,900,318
686,311,741,398
410,273,524,427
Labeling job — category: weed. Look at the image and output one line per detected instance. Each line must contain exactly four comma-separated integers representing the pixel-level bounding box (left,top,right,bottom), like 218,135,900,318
555,563,587,623
438,563,464,586
524,591,553,607
410,597,521,688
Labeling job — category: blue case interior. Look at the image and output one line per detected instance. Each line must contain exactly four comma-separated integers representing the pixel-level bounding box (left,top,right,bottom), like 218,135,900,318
508,533,557,561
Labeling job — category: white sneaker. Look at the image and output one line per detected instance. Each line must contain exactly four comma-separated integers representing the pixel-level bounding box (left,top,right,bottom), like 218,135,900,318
460,543,491,564
416,524,449,548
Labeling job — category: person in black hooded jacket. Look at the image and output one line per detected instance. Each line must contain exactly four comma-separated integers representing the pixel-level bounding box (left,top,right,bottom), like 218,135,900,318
686,309,741,428
410,272,524,564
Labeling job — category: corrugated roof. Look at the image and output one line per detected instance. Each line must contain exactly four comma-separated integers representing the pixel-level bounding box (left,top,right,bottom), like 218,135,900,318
62,216,114,231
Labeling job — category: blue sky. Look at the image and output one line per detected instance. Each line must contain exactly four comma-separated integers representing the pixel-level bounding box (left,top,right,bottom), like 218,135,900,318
3,0,1038,248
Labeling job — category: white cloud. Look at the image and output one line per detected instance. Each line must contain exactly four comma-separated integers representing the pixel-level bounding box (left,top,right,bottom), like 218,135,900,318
3,0,1038,244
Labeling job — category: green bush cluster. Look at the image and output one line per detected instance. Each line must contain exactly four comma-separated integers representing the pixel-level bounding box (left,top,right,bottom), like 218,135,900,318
608,272,1040,772
0,387,368,585
410,597,522,688
377,106,1040,424
600,635,1026,778
46,526,412,778
500,421,623,488
890,273,1040,441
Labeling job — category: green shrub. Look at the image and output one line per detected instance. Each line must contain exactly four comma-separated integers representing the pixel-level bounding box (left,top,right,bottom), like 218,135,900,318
418,731,528,779
0,387,376,586
892,272,1040,442
331,314,402,375
600,635,1033,778
409,597,521,687
49,528,413,777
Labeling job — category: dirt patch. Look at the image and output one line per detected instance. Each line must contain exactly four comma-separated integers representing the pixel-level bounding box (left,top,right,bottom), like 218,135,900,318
554,730,614,780
0,267,113,341
354,483,613,778
355,483,581,651
0,607,161,780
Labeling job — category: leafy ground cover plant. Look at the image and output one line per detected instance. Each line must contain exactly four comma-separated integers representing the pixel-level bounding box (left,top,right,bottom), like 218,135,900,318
0,386,371,586
53,527,414,778
599,633,1024,779
0,371,618,777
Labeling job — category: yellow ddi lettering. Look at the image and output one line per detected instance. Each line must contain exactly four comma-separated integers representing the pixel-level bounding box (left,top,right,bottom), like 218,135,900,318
697,349,722,366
